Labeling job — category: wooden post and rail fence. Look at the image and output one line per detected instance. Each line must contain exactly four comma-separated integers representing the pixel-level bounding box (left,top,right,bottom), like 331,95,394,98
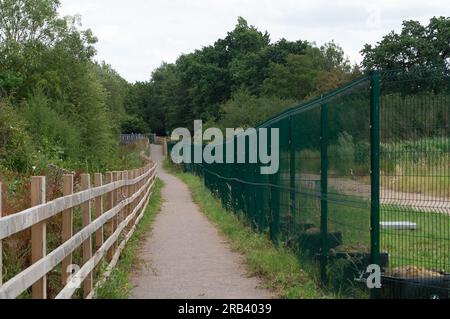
119,133,168,156
0,160,158,299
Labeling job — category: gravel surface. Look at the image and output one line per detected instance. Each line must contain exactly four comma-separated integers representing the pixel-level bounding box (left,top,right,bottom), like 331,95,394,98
130,144,273,299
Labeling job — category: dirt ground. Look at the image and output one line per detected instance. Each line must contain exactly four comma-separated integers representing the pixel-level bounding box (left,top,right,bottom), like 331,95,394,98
299,173,450,214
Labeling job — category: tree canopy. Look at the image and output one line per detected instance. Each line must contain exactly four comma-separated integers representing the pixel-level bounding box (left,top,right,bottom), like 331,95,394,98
361,17,450,70
128,17,358,134
0,0,131,172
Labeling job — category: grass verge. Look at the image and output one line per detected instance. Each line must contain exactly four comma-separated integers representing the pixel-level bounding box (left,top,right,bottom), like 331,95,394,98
165,161,332,299
94,179,164,299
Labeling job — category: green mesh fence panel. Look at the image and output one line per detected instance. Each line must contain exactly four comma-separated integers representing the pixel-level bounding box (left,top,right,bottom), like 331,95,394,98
293,106,322,258
166,65,450,299
379,66,450,299
326,79,373,295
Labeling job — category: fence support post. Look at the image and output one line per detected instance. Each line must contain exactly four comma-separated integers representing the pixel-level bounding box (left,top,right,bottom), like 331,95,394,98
31,176,46,299
94,173,104,251
113,172,120,253
289,116,296,241
105,172,114,261
370,70,381,299
269,128,280,245
80,174,93,297
62,175,74,286
320,100,329,286
126,171,132,220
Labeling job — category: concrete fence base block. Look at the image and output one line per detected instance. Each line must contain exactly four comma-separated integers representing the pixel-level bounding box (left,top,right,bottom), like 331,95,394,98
380,221,418,230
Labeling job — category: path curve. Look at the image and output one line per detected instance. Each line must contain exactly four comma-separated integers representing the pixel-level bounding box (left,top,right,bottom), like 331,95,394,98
130,144,273,299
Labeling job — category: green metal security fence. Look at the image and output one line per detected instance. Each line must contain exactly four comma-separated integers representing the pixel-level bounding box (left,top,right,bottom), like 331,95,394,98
168,66,450,299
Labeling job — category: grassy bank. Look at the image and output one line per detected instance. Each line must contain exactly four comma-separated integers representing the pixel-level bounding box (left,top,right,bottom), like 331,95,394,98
165,161,331,299
95,179,164,299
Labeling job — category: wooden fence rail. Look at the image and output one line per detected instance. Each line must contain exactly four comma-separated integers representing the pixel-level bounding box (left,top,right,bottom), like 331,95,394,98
0,162,158,299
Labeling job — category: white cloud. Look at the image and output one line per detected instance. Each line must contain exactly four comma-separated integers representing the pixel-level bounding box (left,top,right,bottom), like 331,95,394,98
59,0,450,82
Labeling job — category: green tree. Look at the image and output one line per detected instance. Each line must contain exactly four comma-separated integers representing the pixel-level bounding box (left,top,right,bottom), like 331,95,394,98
125,17,355,135
361,17,450,70
0,0,97,98
0,0,123,170
215,89,296,129
94,62,129,126
320,40,351,72
262,48,325,100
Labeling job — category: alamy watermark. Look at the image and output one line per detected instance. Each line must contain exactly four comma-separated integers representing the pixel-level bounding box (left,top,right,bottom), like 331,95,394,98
366,264,382,289
170,120,280,175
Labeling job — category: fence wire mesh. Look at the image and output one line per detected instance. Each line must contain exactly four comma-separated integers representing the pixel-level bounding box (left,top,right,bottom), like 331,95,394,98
168,65,450,299
380,67,450,299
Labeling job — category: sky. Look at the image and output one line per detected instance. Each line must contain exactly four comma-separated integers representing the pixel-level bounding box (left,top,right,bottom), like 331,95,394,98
59,0,449,83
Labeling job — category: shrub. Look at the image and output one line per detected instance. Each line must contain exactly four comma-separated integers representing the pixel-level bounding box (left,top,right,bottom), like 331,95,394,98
216,89,297,129
0,101,35,173
121,115,149,134
21,92,82,164
329,132,355,175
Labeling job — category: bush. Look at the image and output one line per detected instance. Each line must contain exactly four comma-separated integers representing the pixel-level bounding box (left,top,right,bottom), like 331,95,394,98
121,115,149,134
216,89,297,129
329,132,355,175
0,101,36,173
21,92,82,164
66,69,118,171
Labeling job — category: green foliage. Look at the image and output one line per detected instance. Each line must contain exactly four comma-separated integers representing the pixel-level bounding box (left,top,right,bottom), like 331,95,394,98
20,91,81,163
127,17,357,132
0,101,35,172
69,68,117,170
121,115,149,134
262,50,324,100
329,132,356,175
362,17,450,70
0,0,131,172
94,62,129,126
215,90,296,129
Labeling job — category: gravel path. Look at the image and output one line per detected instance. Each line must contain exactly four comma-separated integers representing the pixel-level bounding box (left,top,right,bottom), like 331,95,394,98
130,144,273,299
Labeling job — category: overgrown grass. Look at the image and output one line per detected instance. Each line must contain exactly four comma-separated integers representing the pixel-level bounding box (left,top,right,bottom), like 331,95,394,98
165,160,332,299
94,179,164,299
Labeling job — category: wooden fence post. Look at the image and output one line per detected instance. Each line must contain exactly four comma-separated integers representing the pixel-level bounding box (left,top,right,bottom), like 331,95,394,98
94,173,104,251
131,170,137,222
61,175,74,287
137,169,141,212
113,172,120,252
126,171,131,220
80,174,93,297
105,172,114,261
31,176,46,299
121,171,127,222
142,167,146,209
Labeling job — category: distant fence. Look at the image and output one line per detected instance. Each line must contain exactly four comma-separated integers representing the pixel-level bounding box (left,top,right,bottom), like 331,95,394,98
120,133,156,145
0,161,158,299
156,137,168,156
169,66,450,299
